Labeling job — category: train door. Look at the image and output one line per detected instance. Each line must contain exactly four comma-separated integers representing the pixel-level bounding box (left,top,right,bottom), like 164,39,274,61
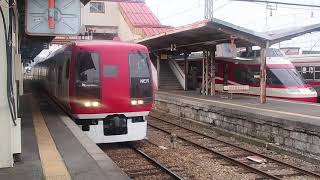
53,65,58,97
62,59,70,108
60,49,71,108
57,64,63,98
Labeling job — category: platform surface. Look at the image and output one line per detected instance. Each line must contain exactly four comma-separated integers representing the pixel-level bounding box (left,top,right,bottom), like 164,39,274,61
157,90,320,128
0,83,129,180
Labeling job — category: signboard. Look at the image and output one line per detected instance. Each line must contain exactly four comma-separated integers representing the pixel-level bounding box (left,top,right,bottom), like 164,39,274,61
160,52,168,60
26,0,81,36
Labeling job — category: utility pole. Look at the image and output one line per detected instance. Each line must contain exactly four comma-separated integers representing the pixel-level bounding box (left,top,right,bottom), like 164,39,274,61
205,0,214,20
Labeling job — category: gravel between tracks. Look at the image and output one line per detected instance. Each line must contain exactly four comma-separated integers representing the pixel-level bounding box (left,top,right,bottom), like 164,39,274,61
148,111,320,180
140,128,258,180
102,111,320,180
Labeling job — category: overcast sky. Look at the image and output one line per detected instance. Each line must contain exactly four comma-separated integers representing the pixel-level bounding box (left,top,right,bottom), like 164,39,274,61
145,0,320,50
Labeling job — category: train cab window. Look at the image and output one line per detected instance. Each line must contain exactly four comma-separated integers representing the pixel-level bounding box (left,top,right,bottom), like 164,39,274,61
75,52,101,100
129,53,150,78
267,68,305,86
129,52,152,99
76,52,100,83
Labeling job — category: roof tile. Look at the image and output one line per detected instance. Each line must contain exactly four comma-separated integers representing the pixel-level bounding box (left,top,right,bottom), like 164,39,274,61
119,2,172,37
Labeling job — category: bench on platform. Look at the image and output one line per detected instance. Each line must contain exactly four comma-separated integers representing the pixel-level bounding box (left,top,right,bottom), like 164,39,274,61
222,85,250,99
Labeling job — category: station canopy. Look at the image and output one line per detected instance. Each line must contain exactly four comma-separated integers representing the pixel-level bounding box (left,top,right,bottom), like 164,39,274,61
137,18,320,53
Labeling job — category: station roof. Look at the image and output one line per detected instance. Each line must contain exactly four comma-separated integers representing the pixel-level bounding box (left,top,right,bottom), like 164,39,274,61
267,23,320,45
119,1,172,37
137,19,320,53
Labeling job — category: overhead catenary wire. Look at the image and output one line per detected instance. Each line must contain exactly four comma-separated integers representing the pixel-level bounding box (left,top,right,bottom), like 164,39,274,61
231,0,320,8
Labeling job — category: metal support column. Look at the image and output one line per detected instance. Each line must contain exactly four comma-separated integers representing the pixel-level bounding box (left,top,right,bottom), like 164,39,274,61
210,47,216,96
205,51,209,95
202,51,210,95
157,54,160,89
202,52,205,95
260,42,269,103
184,53,188,91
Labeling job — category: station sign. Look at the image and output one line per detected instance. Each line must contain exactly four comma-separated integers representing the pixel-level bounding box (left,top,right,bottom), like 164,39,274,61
26,0,81,36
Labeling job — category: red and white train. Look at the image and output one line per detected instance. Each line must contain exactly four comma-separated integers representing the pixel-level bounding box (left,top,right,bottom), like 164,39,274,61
185,48,318,102
288,54,320,86
32,41,154,143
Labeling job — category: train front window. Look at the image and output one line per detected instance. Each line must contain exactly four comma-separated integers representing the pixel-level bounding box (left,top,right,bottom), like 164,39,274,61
129,52,152,100
75,52,101,101
129,53,150,78
267,68,305,86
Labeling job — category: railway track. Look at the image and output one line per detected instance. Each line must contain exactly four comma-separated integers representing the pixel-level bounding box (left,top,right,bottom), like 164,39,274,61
148,114,320,180
102,143,184,180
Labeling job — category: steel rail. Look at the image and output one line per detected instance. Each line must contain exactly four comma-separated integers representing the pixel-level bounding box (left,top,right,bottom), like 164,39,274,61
149,115,320,179
148,123,281,180
130,146,184,180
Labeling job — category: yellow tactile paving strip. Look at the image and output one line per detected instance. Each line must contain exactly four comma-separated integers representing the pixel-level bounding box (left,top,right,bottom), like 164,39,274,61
31,98,71,180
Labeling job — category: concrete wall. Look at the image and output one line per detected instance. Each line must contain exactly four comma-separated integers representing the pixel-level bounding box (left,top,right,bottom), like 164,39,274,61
155,93,320,157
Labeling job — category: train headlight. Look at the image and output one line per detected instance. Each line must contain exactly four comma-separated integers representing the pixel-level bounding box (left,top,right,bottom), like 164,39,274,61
138,100,144,105
92,101,100,107
84,102,91,107
131,100,138,106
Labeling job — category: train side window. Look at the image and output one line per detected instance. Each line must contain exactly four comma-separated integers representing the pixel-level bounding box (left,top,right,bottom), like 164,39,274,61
58,66,62,84
65,59,70,79
246,68,259,84
304,67,314,80
315,72,320,80
234,69,246,84
296,66,301,72
302,67,307,73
